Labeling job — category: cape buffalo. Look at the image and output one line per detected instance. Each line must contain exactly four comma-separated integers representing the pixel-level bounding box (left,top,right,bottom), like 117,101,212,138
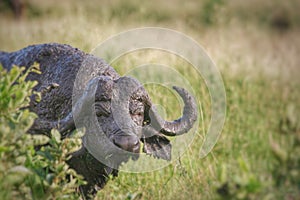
0,43,197,198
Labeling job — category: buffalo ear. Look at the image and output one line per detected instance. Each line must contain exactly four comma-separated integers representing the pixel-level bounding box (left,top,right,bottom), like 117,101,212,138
141,133,172,161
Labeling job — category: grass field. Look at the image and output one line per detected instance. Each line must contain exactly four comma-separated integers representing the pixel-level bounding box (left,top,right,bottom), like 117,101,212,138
0,0,299,199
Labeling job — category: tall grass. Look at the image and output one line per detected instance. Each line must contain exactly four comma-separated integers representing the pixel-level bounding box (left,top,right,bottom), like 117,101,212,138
0,0,299,199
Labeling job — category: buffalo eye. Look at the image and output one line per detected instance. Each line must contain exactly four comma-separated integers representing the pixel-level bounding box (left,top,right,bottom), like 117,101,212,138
131,113,144,126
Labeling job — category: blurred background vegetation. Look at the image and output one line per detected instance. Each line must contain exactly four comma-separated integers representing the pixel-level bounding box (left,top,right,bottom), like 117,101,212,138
0,0,299,199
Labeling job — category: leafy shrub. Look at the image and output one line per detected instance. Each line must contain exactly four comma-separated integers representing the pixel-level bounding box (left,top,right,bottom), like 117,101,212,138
0,64,85,199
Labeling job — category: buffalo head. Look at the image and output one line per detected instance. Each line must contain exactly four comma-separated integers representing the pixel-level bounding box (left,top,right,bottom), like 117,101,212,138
69,75,197,165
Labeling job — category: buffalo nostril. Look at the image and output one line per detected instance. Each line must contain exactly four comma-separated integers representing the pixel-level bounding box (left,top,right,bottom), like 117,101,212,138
132,137,139,146
112,135,140,153
131,137,140,153
126,136,140,153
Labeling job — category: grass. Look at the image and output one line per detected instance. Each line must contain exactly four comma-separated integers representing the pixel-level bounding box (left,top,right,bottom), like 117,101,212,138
0,0,300,199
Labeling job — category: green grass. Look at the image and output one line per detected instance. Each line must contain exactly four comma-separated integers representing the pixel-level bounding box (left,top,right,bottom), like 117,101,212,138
97,68,299,200
0,0,300,199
